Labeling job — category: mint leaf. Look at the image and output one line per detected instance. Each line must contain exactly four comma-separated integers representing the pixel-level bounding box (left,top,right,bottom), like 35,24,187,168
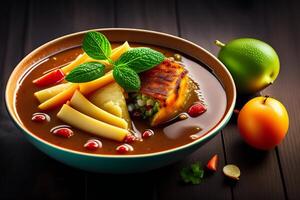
66,62,105,83
180,162,204,184
115,47,165,73
83,31,111,60
113,65,141,92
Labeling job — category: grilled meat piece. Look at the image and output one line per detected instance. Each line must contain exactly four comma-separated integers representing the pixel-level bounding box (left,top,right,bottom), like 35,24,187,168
128,59,192,126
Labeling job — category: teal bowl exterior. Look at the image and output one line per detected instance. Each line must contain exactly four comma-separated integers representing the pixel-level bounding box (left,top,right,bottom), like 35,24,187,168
5,28,236,173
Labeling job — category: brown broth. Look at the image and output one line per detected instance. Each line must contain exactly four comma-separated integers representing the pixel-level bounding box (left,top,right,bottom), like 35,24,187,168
15,43,227,155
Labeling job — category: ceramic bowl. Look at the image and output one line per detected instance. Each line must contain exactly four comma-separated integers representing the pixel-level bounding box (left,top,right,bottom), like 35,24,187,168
5,28,236,173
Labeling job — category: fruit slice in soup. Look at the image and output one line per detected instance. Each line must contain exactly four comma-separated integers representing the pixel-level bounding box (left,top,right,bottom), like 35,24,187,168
57,104,129,142
69,90,128,129
89,82,131,125
128,59,191,126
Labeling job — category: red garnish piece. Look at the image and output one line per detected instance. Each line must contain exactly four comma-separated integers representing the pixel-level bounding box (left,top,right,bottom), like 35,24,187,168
52,127,74,138
116,145,128,154
31,114,46,122
123,134,136,143
84,139,102,150
31,113,50,122
33,69,65,87
142,129,154,139
187,102,206,117
116,144,133,154
206,154,218,172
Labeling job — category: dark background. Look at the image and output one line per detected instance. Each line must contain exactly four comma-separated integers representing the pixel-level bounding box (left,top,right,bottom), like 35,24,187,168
0,0,299,199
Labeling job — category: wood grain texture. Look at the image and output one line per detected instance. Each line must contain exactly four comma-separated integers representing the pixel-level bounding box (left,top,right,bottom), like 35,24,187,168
116,0,178,34
25,0,75,53
262,0,300,199
1,0,300,199
177,0,286,199
73,0,115,31
0,1,85,199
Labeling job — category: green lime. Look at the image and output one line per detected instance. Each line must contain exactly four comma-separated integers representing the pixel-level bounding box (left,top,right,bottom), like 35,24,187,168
215,38,280,94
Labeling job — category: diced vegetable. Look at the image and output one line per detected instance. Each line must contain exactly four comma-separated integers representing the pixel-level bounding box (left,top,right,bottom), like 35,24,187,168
34,83,73,103
38,84,78,110
128,93,159,119
206,154,218,172
57,104,129,142
79,71,114,95
33,69,65,87
69,90,128,129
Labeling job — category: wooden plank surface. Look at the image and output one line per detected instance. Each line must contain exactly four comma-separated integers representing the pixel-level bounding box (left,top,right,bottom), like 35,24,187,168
176,0,286,199
263,0,300,199
1,0,300,199
0,1,86,199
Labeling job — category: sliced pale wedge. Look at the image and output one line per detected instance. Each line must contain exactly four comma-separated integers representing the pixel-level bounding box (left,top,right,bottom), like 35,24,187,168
89,83,131,125
57,104,129,142
38,84,78,110
102,101,122,117
69,90,128,129
79,71,114,95
34,82,73,103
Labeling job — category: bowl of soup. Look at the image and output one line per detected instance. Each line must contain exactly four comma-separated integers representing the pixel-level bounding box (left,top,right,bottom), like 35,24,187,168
5,28,236,173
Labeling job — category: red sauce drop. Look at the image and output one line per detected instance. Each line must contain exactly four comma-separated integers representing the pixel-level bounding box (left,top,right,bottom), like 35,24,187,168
116,145,128,154
142,129,154,138
187,102,207,117
84,139,102,150
31,114,46,122
123,134,136,143
31,113,50,122
116,144,134,154
52,127,74,138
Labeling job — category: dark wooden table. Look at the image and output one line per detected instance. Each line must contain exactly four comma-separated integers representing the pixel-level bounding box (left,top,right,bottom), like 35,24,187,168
1,0,299,199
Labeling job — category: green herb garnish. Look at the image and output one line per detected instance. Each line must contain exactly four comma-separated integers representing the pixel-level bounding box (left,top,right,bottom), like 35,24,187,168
66,31,165,92
115,47,165,73
113,65,141,92
180,162,204,184
83,31,112,61
66,62,105,83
